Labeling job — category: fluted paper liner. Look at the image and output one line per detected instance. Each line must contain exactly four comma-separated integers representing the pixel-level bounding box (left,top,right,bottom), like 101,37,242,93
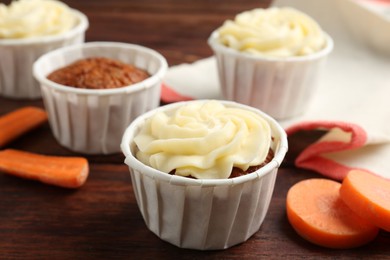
121,100,288,250
34,42,167,154
0,9,88,99
208,31,333,120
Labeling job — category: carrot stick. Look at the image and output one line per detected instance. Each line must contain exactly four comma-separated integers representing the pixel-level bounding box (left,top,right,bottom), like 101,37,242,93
340,170,390,232
286,178,379,249
0,149,89,189
0,107,48,148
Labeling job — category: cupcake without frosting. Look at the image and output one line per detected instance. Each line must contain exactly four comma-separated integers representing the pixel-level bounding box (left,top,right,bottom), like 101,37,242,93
33,42,167,154
0,0,77,39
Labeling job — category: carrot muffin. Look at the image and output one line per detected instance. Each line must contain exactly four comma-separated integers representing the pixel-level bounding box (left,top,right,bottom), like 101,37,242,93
33,42,167,154
133,100,274,179
47,57,150,89
208,7,333,119
121,99,288,250
0,0,88,99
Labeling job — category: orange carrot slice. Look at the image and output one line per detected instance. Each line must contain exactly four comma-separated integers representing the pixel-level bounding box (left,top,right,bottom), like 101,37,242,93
0,149,89,188
340,170,390,232
0,107,48,148
286,178,379,249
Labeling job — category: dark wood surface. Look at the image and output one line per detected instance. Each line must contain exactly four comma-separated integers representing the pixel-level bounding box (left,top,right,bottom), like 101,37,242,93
1,0,389,259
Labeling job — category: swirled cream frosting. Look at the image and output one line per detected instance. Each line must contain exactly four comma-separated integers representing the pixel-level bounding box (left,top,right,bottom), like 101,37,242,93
217,7,326,57
0,0,77,39
134,101,272,179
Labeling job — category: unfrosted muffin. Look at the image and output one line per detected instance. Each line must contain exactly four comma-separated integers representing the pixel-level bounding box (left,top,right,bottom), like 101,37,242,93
0,0,89,99
208,7,333,119
121,100,288,250
33,42,167,154
47,57,150,89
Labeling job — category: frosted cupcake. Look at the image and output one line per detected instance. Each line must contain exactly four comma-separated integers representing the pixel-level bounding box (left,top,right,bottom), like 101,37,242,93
33,42,168,154
208,7,333,119
121,100,288,250
0,0,88,99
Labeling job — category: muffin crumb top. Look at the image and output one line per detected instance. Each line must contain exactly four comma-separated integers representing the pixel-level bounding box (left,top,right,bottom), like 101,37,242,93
47,57,150,89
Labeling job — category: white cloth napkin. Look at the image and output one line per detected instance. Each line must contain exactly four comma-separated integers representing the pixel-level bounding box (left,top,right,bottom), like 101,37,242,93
161,0,390,180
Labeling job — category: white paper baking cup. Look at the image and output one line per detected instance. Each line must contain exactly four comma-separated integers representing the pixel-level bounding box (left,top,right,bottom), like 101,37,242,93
121,100,288,250
33,42,168,154
208,31,333,120
0,9,88,99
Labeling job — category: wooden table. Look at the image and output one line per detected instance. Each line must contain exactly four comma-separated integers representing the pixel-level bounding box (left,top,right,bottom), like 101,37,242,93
1,0,389,258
